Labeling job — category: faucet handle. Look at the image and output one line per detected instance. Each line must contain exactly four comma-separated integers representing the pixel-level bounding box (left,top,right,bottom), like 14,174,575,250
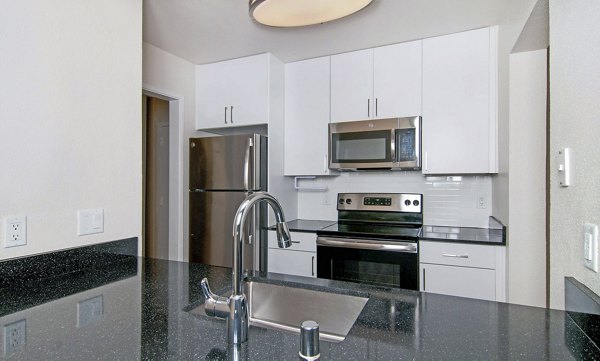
201,278,229,318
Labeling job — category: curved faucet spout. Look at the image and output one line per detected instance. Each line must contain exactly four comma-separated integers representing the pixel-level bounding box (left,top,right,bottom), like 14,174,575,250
232,192,291,296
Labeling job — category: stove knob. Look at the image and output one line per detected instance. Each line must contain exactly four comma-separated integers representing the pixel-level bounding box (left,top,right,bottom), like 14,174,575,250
413,200,420,206
404,200,411,206
346,199,352,205
339,198,344,204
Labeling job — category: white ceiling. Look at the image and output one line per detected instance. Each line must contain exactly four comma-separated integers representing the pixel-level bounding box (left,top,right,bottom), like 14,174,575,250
143,0,509,65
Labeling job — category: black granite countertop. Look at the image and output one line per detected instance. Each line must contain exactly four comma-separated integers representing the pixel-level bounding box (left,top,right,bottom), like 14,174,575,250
267,219,337,233
0,252,597,360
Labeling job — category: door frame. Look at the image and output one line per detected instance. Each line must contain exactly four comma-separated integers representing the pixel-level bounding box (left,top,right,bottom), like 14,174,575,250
142,85,185,262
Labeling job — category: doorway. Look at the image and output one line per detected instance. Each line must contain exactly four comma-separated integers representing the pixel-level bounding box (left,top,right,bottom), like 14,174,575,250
143,96,170,259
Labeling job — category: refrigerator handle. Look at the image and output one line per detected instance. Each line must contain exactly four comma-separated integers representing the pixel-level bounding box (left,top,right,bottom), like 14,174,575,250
244,137,254,190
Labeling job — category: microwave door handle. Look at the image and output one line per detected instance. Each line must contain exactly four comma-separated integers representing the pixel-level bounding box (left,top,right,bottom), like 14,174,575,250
391,130,397,163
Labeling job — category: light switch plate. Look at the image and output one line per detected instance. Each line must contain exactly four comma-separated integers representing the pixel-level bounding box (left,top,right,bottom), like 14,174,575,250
558,148,571,187
77,209,104,236
584,223,598,272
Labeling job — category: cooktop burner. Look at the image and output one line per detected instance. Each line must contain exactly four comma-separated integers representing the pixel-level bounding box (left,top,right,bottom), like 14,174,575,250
317,222,422,241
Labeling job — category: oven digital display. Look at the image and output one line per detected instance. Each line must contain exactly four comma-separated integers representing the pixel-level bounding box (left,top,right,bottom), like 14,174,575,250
363,197,392,206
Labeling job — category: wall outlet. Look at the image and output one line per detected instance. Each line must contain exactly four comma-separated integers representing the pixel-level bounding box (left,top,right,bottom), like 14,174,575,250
77,295,104,327
3,217,27,248
584,223,598,272
3,319,26,356
77,209,104,236
321,193,330,205
477,195,488,209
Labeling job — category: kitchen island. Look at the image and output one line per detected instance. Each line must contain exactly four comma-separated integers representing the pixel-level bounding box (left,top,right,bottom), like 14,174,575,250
0,243,598,360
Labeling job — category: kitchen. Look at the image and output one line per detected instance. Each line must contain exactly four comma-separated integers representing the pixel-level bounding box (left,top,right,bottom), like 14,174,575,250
1,0,599,359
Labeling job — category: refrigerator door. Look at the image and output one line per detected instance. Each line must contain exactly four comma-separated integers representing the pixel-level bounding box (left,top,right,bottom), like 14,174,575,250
189,191,257,269
189,134,265,191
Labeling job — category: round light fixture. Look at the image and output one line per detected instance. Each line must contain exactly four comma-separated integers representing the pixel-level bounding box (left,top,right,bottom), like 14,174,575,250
249,0,373,28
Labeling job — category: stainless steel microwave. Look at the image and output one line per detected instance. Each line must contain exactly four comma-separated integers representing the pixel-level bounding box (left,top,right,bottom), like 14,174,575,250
328,117,421,171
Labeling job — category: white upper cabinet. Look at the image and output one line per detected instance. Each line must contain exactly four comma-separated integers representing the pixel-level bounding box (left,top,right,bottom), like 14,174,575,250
422,27,498,174
331,49,373,122
196,53,276,130
373,41,422,119
331,40,422,123
284,56,334,176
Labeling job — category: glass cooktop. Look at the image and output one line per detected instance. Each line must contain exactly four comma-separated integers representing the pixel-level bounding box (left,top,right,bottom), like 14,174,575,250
317,222,422,241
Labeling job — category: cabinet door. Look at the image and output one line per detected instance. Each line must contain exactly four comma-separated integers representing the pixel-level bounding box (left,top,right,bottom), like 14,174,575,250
373,40,422,119
420,263,496,301
268,249,316,278
284,57,332,176
331,49,374,122
196,61,232,129
228,54,269,127
422,27,496,174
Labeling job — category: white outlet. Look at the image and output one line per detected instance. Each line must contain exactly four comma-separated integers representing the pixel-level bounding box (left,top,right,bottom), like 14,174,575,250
3,319,26,356
321,193,330,205
584,223,598,272
3,217,27,248
477,195,487,209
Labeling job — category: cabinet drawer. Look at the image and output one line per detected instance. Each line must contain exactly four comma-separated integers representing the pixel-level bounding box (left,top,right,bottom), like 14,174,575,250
268,249,316,278
420,263,496,301
268,231,316,252
420,241,496,269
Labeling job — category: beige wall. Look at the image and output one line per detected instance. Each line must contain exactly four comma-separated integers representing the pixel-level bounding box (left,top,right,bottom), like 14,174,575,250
0,0,143,259
508,49,547,308
549,0,600,309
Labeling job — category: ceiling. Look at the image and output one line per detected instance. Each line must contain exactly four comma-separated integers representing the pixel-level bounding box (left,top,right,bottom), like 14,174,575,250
143,0,509,65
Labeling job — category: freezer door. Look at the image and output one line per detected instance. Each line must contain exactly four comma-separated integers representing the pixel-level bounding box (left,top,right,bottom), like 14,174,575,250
189,191,257,269
189,134,265,191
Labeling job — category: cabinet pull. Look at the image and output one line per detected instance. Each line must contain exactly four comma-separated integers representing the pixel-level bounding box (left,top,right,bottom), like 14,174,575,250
311,255,315,276
375,98,378,117
442,253,469,258
424,151,428,172
224,107,228,124
291,241,300,244
323,155,328,173
230,106,234,123
367,99,370,117
422,268,426,291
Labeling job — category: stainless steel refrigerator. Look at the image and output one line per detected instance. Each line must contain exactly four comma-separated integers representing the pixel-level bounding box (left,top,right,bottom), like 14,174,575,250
189,134,268,270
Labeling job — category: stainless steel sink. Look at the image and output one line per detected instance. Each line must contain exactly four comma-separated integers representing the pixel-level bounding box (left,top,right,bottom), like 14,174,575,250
189,281,369,342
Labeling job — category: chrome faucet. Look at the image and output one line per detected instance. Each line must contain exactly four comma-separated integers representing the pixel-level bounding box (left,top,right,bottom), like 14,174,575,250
200,192,291,344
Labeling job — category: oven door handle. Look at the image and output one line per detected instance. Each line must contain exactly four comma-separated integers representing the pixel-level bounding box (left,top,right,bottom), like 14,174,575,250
316,237,417,253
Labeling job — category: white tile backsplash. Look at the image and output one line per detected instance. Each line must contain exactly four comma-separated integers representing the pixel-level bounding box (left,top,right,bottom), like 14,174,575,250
296,172,492,227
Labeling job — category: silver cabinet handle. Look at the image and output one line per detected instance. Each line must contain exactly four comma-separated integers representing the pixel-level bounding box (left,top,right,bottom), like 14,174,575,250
442,253,469,258
224,107,228,124
291,241,300,244
422,268,426,291
375,98,378,117
424,151,428,172
230,106,234,123
323,155,328,173
311,255,315,276
316,237,417,253
367,99,370,117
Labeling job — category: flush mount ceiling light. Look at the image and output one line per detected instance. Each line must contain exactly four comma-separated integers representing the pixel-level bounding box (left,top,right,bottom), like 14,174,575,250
249,0,373,28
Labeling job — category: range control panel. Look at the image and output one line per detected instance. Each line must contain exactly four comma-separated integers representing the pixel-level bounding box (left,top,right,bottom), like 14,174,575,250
337,193,422,213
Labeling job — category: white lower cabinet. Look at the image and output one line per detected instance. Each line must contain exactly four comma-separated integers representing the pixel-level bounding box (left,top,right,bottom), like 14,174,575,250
419,241,506,302
267,231,316,278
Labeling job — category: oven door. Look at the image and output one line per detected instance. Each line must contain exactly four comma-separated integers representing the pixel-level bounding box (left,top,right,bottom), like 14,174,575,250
329,119,397,170
316,237,419,291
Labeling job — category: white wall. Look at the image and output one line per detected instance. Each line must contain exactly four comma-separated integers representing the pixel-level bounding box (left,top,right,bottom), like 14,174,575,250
507,49,547,308
142,42,206,262
298,173,492,227
0,0,143,259
549,0,600,309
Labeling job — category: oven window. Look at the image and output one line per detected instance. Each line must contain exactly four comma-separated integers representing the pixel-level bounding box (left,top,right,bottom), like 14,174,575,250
332,259,401,288
331,130,392,164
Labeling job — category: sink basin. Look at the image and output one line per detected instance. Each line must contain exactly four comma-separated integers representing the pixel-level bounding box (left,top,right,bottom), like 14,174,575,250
189,281,369,342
